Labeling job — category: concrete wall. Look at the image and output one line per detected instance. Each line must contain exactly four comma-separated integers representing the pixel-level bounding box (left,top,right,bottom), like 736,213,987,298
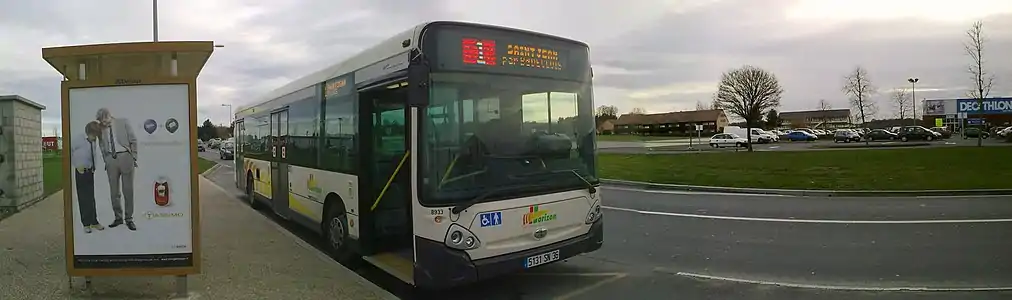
0,96,46,213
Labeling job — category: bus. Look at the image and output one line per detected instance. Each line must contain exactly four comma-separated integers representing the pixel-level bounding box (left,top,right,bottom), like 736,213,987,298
232,21,602,289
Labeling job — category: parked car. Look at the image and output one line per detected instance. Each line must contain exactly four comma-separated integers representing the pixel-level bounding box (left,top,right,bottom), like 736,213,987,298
930,127,952,139
219,141,235,160
197,142,206,152
786,131,818,141
997,126,1012,138
709,133,749,148
897,126,941,142
863,129,898,141
963,127,990,139
833,130,862,143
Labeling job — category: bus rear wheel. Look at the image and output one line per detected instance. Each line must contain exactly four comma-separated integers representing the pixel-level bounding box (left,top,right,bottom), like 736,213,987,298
323,202,355,263
246,174,260,209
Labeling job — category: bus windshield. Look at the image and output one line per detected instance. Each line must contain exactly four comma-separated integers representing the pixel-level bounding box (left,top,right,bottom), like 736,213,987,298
421,72,597,206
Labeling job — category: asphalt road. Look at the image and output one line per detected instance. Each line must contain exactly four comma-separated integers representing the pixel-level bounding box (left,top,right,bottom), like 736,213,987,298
599,137,1011,154
198,152,1012,299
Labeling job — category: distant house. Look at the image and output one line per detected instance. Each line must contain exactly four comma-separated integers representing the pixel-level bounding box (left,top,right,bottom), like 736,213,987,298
779,109,853,129
597,119,615,134
612,109,729,136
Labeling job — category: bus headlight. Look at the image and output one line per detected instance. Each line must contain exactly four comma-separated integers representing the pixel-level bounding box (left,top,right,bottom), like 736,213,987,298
585,201,602,224
444,223,481,250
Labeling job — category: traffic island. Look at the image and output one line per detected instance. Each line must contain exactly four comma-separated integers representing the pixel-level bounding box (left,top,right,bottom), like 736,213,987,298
0,177,397,299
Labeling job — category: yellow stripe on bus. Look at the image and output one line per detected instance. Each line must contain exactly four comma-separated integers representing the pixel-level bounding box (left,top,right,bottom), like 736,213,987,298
371,151,410,211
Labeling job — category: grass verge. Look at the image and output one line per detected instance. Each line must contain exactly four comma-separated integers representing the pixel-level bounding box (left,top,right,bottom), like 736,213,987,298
197,157,218,174
43,156,63,197
599,147,1011,190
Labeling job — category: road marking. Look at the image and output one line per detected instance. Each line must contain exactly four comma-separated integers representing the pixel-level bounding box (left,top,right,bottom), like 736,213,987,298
604,206,1012,224
674,271,1012,291
602,186,796,197
553,273,628,300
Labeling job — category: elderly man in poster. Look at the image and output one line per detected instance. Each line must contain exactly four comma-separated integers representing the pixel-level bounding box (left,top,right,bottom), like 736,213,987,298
96,107,139,231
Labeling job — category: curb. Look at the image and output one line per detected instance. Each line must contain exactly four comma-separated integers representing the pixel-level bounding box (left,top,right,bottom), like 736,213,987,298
202,163,222,176
601,179,1012,197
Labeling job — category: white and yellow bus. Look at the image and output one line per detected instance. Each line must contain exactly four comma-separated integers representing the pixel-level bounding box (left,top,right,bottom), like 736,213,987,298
232,21,603,289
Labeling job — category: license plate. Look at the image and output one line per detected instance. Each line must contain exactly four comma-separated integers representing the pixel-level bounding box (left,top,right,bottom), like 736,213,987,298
524,249,561,268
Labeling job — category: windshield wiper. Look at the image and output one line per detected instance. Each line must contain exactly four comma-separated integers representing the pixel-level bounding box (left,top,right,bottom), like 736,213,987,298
450,185,514,215
511,169,597,194
449,170,597,215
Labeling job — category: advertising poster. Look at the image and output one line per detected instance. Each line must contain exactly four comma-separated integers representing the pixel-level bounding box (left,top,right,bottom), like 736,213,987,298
67,84,193,269
924,100,946,115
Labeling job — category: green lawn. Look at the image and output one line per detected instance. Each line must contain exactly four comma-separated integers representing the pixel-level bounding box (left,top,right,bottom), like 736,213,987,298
41,156,219,197
597,135,688,142
197,157,217,174
599,147,1012,190
42,156,63,197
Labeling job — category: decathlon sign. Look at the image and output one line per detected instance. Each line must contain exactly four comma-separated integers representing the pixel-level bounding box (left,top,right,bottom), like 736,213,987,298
957,98,1012,114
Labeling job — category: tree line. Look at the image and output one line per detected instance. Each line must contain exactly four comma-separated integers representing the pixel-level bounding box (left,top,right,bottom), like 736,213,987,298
198,119,233,141
595,20,998,151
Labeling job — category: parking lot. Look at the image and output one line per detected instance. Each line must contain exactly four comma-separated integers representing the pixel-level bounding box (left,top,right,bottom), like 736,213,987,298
599,135,1011,154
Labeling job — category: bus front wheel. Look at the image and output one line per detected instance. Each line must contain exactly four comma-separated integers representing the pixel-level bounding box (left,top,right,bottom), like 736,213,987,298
323,197,355,263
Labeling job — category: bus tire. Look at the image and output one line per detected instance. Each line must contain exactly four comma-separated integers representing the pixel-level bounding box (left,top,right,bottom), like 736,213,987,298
323,194,355,263
246,173,261,210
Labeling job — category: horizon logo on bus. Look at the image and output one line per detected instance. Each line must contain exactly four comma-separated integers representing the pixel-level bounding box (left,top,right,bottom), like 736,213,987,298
958,99,1012,113
522,205,557,226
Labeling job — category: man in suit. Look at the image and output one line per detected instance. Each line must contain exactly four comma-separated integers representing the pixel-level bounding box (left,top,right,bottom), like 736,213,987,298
73,121,105,233
96,108,138,231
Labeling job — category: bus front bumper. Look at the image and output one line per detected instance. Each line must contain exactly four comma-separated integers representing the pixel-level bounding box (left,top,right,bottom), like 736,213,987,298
414,218,604,290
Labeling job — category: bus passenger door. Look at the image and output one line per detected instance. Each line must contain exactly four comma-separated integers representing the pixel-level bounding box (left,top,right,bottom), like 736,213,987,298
270,109,291,219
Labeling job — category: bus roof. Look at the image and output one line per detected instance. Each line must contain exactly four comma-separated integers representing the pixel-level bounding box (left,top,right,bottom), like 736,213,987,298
235,21,589,117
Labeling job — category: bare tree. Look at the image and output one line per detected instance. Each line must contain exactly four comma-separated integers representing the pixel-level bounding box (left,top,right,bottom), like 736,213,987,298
891,89,911,119
964,20,995,147
630,107,647,115
713,65,784,152
817,99,832,129
843,66,878,128
695,100,711,111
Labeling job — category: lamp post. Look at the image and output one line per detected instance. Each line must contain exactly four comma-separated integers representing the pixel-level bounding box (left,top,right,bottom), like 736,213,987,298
221,103,232,125
907,78,919,126
153,0,158,42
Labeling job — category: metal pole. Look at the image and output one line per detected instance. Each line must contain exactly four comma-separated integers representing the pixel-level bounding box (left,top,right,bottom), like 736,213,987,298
153,0,159,42
910,82,916,125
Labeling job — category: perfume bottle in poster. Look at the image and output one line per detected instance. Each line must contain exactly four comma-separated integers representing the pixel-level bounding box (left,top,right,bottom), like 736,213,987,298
154,176,170,207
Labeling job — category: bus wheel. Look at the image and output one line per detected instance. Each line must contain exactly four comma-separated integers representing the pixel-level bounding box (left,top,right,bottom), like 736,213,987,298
323,200,354,263
246,174,260,209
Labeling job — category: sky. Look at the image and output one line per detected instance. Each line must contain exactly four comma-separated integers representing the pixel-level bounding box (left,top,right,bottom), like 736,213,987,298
1,0,1010,135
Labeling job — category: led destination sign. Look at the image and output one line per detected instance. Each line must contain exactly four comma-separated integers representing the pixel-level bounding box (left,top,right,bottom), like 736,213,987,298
461,38,564,71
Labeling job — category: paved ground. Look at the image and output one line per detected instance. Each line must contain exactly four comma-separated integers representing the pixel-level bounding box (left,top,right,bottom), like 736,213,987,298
200,153,1012,300
599,137,1011,154
0,175,396,300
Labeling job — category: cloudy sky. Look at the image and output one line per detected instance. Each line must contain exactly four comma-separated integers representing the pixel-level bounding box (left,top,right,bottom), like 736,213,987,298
1,0,1010,135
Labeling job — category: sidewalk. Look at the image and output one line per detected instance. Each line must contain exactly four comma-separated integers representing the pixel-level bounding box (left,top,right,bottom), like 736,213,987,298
0,177,398,300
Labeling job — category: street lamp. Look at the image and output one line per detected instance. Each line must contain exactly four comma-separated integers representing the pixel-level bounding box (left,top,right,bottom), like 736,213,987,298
153,0,159,42
907,78,919,125
221,103,233,125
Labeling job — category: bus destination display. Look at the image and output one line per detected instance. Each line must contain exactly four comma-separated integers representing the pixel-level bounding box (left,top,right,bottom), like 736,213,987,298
461,38,498,66
461,38,563,71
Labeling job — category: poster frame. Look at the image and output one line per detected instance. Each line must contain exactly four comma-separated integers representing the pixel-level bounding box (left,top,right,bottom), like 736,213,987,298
61,77,201,277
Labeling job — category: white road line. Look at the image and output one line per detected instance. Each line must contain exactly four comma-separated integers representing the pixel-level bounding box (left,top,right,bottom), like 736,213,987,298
603,206,1012,224
675,271,1012,292
601,186,796,197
